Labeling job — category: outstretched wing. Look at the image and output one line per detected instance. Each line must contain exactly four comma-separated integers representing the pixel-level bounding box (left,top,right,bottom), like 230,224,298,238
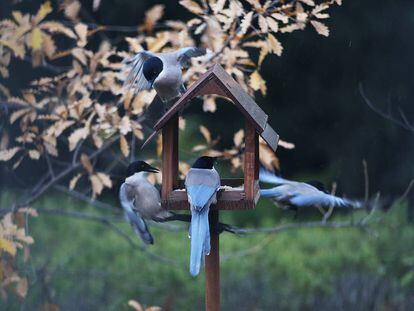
119,183,154,244
122,50,155,93
176,47,207,67
290,192,361,209
259,167,291,185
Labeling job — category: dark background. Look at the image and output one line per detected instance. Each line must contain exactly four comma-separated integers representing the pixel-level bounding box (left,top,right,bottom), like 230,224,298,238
2,0,413,199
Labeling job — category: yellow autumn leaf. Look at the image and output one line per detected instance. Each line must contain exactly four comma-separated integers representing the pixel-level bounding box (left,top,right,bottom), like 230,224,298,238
192,144,207,152
146,32,169,52
69,173,82,190
96,172,112,188
278,139,295,149
0,238,16,256
199,125,211,143
258,45,269,66
120,135,130,157
0,39,25,58
310,20,329,37
233,129,244,146
259,139,280,170
74,23,88,47
179,0,204,15
28,149,40,160
300,0,315,6
64,0,81,21
12,11,23,23
34,1,52,24
40,21,77,39
90,174,103,198
119,116,132,135
142,5,165,32
42,33,56,58
258,15,268,33
128,300,143,311
271,13,289,24
240,11,253,35
68,127,89,151
0,147,21,161
80,153,93,174
203,96,216,112
249,71,267,95
267,34,283,56
266,17,279,32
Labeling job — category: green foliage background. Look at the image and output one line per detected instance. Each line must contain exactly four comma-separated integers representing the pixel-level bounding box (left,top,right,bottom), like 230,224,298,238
1,193,414,310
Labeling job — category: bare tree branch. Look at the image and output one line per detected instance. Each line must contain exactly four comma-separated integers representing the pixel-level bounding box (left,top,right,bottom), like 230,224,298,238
359,83,414,132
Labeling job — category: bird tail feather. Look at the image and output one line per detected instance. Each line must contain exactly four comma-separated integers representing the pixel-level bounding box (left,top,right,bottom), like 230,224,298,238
124,209,154,245
189,207,210,276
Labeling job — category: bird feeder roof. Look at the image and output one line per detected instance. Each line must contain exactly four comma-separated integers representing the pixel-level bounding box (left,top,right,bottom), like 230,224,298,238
151,64,279,152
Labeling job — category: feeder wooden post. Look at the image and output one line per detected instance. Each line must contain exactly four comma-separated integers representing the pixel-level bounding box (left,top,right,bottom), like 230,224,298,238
161,115,179,201
206,210,220,311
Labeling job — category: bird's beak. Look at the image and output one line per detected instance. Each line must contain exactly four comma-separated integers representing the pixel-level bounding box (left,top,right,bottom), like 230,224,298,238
145,164,160,173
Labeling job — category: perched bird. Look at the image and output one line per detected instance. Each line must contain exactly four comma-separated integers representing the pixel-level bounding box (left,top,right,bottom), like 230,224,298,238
119,160,169,244
259,167,362,210
122,47,207,103
185,156,220,276
119,160,234,245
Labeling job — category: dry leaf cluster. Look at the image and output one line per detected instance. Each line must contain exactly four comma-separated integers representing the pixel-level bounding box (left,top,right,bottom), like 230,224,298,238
0,208,37,299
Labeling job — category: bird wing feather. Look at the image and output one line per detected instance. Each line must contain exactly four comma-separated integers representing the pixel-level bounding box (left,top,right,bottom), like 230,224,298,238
290,191,355,208
259,167,291,185
176,47,207,68
122,50,155,93
119,183,154,244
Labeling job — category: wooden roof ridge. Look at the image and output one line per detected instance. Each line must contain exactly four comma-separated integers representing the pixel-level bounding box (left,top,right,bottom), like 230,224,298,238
151,64,279,151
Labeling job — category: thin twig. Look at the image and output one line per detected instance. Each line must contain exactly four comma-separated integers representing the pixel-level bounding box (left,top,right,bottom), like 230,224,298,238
359,83,414,132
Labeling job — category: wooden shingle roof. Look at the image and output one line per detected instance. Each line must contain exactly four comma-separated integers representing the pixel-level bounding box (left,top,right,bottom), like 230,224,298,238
149,64,279,152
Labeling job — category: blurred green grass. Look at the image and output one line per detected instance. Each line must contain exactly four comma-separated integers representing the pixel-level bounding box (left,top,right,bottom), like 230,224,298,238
1,192,413,310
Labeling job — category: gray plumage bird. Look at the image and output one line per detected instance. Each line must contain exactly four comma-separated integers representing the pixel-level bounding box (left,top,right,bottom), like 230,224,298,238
122,47,207,103
119,160,235,245
185,156,220,276
119,161,170,244
259,167,362,210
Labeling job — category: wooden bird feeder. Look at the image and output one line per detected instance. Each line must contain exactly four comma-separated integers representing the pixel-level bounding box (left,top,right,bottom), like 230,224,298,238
145,64,279,310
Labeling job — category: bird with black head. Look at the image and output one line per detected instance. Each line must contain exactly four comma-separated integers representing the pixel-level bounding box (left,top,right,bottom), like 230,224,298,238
185,156,221,276
122,47,207,104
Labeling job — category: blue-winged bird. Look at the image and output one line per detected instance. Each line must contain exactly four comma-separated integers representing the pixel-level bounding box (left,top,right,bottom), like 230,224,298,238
259,167,362,210
185,156,220,276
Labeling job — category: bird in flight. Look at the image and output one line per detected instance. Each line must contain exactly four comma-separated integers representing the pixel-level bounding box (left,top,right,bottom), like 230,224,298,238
122,47,207,103
259,167,362,210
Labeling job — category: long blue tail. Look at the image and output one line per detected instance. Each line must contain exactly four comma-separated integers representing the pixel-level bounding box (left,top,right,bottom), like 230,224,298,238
189,207,210,276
